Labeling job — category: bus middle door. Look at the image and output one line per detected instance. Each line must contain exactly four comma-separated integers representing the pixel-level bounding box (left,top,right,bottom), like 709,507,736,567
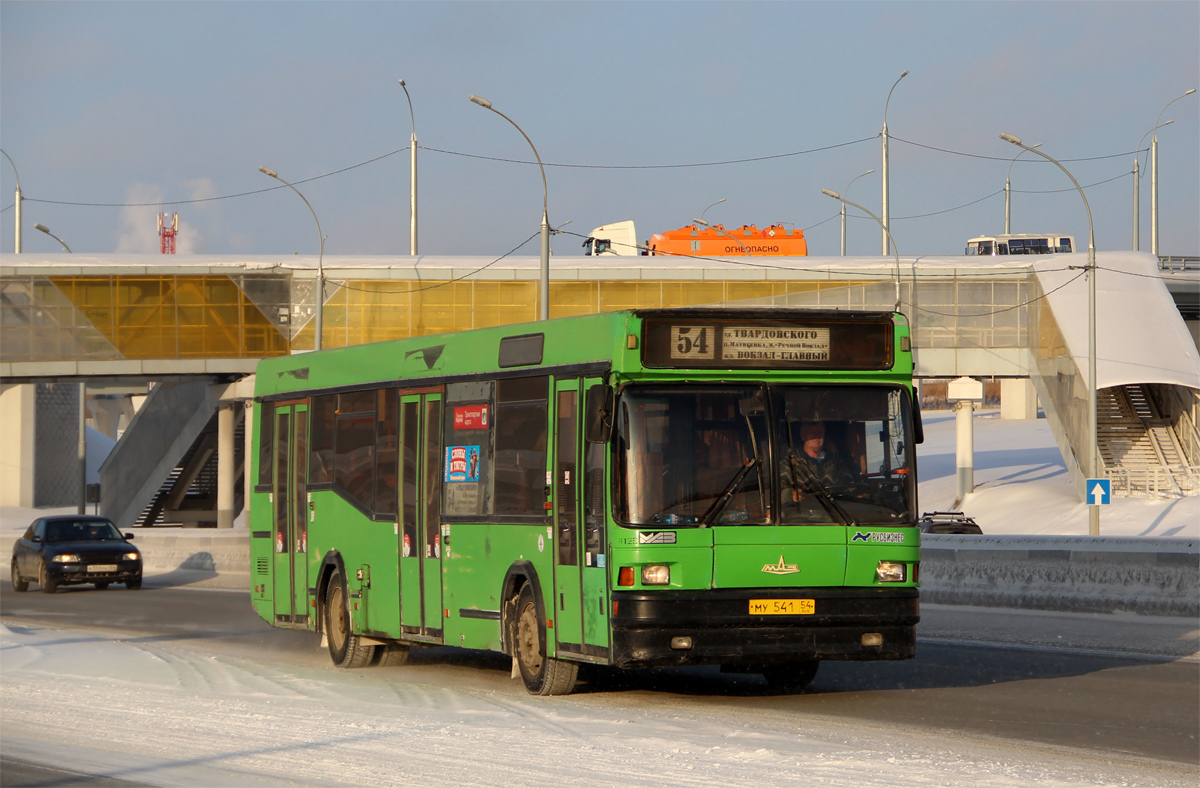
552,379,583,651
272,401,310,625
399,391,445,643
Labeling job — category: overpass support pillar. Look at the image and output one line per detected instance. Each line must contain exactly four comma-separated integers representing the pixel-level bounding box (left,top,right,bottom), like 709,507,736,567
949,377,984,504
0,384,37,507
217,404,236,529
1000,378,1039,420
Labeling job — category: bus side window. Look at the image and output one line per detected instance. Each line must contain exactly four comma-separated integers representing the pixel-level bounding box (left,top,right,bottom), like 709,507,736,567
494,376,549,516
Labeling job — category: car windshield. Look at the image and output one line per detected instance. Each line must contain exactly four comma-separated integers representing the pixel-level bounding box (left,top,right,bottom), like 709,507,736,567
45,521,124,542
616,384,915,527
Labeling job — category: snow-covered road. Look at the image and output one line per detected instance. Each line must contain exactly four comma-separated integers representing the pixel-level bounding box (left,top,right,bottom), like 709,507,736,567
2,619,1195,788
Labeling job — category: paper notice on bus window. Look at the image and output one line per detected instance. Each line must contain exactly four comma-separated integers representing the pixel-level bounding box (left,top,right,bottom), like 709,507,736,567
722,327,830,363
443,483,479,516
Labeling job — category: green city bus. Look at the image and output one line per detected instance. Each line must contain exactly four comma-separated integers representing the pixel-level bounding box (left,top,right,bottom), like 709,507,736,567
249,308,923,695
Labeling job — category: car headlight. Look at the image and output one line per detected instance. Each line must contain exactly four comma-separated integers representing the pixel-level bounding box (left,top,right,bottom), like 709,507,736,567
875,561,906,583
51,554,82,563
641,565,670,585
123,552,140,561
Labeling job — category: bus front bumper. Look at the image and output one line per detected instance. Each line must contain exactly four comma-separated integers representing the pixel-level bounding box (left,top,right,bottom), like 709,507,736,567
609,588,919,669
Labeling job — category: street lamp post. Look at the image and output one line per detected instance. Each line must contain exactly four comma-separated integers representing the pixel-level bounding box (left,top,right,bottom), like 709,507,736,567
1,149,21,253
34,223,72,252
470,95,550,320
1000,133,1098,535
1003,143,1040,234
1133,120,1172,251
881,70,908,256
692,218,750,254
258,166,325,350
822,188,902,311
698,198,726,225
839,170,874,255
1151,89,1196,256
399,79,418,256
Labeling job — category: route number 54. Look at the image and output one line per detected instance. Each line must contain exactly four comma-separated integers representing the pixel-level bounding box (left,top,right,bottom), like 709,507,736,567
670,326,715,361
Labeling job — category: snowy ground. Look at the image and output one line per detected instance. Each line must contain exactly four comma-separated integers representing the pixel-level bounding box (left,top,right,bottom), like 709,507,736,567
916,410,1199,539
1,620,1194,788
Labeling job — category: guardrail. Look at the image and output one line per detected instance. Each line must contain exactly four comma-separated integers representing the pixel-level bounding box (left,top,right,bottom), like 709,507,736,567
1159,255,1200,271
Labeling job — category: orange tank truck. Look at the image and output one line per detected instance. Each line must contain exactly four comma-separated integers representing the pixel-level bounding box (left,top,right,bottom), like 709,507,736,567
647,224,807,257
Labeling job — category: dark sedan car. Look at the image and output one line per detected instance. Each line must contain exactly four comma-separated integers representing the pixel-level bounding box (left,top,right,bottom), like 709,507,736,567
11,516,142,593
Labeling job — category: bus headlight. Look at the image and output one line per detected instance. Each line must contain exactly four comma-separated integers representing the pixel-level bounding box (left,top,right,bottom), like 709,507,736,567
51,554,81,563
641,565,670,585
875,561,906,583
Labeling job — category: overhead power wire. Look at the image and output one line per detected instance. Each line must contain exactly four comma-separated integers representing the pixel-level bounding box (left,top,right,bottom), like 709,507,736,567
892,136,1140,163
419,136,878,169
24,147,412,207
4,135,1145,210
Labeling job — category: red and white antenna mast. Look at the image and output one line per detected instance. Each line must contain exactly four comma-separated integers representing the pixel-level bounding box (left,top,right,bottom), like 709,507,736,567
158,212,179,254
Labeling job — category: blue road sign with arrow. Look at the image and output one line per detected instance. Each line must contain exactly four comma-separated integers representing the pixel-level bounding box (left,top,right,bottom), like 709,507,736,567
1086,478,1111,505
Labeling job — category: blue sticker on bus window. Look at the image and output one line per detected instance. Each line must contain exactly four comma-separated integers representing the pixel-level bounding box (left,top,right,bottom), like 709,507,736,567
445,445,480,482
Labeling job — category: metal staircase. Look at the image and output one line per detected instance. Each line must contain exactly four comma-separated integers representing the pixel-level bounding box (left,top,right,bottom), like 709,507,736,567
1098,384,1199,497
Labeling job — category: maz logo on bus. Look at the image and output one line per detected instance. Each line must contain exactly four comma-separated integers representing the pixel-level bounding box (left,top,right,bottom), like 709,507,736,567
762,556,800,574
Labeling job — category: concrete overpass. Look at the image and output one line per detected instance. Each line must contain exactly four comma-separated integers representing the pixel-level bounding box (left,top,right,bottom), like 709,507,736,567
2,250,1196,526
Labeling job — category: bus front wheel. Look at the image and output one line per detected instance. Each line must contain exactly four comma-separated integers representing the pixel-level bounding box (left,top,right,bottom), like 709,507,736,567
512,584,577,696
325,568,377,669
762,660,820,691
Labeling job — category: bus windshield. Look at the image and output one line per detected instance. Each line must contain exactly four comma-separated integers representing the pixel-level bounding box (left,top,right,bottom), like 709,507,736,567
616,384,915,527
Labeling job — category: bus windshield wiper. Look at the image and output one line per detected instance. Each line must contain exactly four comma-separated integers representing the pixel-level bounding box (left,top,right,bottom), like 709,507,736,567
702,458,758,526
786,453,855,526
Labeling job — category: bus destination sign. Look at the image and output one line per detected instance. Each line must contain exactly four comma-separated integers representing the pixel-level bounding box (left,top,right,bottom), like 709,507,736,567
644,315,892,370
669,325,830,363
720,327,830,362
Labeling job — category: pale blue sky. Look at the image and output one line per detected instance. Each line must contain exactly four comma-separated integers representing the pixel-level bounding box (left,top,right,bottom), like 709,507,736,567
2,1,1197,257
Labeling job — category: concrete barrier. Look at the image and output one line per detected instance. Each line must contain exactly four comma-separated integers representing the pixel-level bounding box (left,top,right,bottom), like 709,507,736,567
124,529,1200,617
129,528,250,575
921,534,1200,617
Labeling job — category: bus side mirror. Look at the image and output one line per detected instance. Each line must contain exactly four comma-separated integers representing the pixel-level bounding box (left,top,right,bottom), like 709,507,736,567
585,385,614,443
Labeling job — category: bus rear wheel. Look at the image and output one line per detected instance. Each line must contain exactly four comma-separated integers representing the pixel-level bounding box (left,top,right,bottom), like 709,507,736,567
762,660,820,691
512,584,577,696
325,568,377,669
375,643,410,667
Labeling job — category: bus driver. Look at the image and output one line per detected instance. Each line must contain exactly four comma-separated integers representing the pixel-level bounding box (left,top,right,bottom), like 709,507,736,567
782,421,855,503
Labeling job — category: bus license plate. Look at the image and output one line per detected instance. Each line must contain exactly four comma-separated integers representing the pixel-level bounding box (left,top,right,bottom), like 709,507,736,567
750,599,814,615
89,564,118,573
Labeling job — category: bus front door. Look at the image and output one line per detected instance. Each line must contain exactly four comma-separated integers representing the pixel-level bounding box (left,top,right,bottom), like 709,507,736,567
399,392,444,643
553,377,610,657
272,401,309,625
580,378,610,652
553,380,584,650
